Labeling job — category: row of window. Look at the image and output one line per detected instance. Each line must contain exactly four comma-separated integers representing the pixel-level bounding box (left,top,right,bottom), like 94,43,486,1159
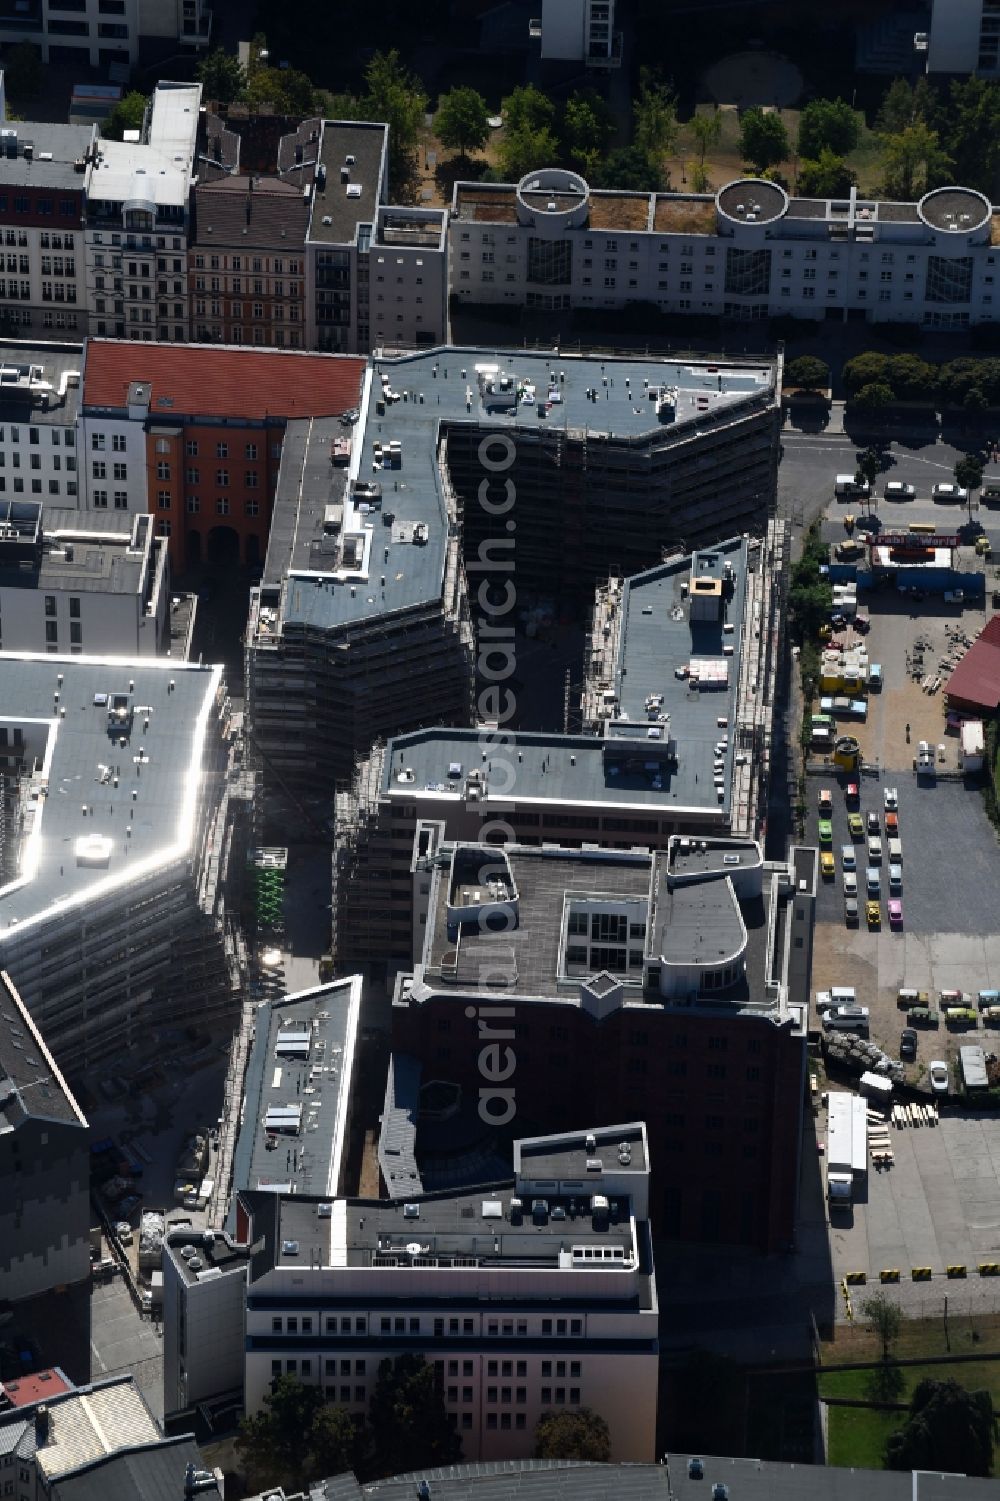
265,1311,584,1338
182,440,259,459
0,452,75,471
0,477,76,497
193,278,300,297
0,426,74,447
193,254,301,274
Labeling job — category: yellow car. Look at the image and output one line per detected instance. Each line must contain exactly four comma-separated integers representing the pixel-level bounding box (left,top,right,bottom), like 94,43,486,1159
820,852,835,879
866,900,881,929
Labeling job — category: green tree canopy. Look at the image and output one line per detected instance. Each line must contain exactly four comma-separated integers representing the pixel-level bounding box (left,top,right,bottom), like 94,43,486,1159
842,351,892,395
788,522,834,645
102,92,149,141
880,121,951,199
797,97,861,158
497,123,561,180
501,84,555,137
563,89,615,171
435,86,490,157
739,106,789,170
785,355,830,391
886,1378,997,1477
369,1355,462,1478
360,49,427,158
944,77,1000,197
196,48,246,106
633,68,678,160
235,1376,325,1492
797,147,855,198
956,453,985,491
689,109,722,166
592,144,662,191
856,445,884,488
853,381,895,411
534,1407,611,1461
886,353,936,401
309,1403,368,1480
876,76,940,135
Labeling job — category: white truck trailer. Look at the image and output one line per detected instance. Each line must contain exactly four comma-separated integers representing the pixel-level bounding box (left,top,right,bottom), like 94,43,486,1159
827,1092,867,1210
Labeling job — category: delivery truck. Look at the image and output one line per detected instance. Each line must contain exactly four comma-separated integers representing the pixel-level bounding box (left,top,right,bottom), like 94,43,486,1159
827,1091,867,1211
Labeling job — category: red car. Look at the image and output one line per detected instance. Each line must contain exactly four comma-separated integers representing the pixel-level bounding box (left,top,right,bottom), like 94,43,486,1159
846,782,860,806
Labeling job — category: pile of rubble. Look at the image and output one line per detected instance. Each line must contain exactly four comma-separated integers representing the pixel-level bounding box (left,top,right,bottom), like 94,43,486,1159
823,1031,906,1084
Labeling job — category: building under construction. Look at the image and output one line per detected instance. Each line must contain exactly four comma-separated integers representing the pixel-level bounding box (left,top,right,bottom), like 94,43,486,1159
332,524,787,969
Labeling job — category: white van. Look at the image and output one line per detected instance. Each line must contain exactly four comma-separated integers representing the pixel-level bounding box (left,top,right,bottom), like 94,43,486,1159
835,474,871,499
815,986,857,1014
887,837,902,863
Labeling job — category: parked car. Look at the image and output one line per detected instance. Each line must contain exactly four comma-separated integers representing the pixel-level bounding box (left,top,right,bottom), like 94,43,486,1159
866,811,880,834
909,1006,940,1027
888,898,903,927
842,844,856,871
866,866,881,896
888,863,902,892
867,835,882,863
929,1059,950,1094
884,787,898,810
817,788,833,813
885,481,916,499
846,782,860,806
866,900,881,929
900,1028,918,1059
885,811,899,835
844,872,858,897
848,813,864,839
932,482,968,502
818,818,833,845
821,851,835,878
823,1005,870,1032
845,897,859,925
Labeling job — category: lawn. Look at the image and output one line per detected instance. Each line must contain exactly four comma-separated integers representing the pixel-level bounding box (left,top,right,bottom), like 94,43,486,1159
820,1360,1000,1469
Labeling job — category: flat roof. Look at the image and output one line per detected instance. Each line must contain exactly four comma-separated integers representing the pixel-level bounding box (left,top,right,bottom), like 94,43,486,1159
230,978,361,1204
0,972,87,1130
0,654,222,938
0,521,149,597
0,1368,73,1406
0,343,82,426
308,121,386,244
265,348,773,635
0,123,94,192
424,846,653,997
920,185,990,232
516,1124,646,1180
44,1436,219,1501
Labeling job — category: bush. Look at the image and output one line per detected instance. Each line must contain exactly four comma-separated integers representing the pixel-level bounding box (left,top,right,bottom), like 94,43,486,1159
843,351,891,395
852,381,895,410
785,355,830,391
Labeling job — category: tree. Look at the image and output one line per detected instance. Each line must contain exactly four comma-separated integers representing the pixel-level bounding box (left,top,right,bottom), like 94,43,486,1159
877,76,940,136
592,145,662,192
880,122,951,199
235,1376,325,1491
688,161,710,193
843,351,892,395
739,107,788,171
196,48,246,106
861,1291,902,1362
435,86,489,158
785,355,830,391
497,124,561,181
886,353,936,402
564,89,615,171
534,1407,611,1461
856,445,884,491
633,68,678,160
788,522,833,644
360,49,427,159
3,43,41,105
944,77,1000,197
797,97,861,159
689,109,722,167
956,453,984,516
368,1355,461,1478
886,1378,997,1477
853,381,895,411
797,148,856,198
102,92,149,141
501,85,555,137
309,1403,368,1479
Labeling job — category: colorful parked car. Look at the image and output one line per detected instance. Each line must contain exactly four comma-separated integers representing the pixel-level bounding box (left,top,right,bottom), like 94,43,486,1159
821,852,835,878
866,900,881,929
818,788,833,813
848,813,864,839
888,898,903,927
818,819,833,845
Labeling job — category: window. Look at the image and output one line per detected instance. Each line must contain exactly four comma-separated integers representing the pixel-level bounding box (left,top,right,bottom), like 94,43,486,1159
113,462,127,480
245,442,257,460
187,495,200,513
115,434,129,452
245,499,259,517
216,497,230,515
186,439,199,456
216,442,228,458
216,469,228,486
45,620,58,644
114,491,128,509
157,490,171,510
92,461,106,479
93,489,108,508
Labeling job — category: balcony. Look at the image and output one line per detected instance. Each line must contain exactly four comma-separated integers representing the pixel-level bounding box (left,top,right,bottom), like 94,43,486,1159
586,29,623,67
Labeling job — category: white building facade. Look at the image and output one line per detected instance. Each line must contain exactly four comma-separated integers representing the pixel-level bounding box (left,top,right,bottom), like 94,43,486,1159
450,171,1000,330
927,0,1000,74
6,0,210,69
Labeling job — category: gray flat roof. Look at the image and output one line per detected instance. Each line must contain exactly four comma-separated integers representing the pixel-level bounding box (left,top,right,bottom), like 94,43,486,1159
0,532,144,596
308,121,386,245
658,875,745,968
365,1461,668,1500
0,654,221,939
612,538,748,816
0,971,86,1129
0,124,94,192
0,343,82,426
266,349,773,635
424,847,653,997
230,978,360,1204
517,1124,646,1180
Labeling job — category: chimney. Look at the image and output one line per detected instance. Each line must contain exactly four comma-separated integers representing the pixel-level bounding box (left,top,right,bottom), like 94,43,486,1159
35,1405,50,1442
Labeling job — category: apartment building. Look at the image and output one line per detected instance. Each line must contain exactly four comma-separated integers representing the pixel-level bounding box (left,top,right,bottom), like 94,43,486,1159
83,84,201,344
332,526,786,968
0,653,239,1076
0,123,91,342
0,1373,219,1501
80,339,365,569
188,178,309,348
163,1123,659,1462
0,343,81,504
387,834,813,1251
0,0,210,70
537,0,621,67
0,972,89,1346
0,504,169,656
927,0,1000,73
451,170,1000,330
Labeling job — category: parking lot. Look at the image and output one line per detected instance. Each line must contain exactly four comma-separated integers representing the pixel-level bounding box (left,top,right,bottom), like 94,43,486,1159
828,1110,1000,1303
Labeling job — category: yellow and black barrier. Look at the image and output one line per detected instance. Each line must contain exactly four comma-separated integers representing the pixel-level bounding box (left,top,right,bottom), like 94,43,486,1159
911,1266,933,1281
946,1265,967,1279
880,1268,900,1283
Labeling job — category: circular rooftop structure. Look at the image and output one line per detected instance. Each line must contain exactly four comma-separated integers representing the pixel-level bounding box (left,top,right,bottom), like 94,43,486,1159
716,178,788,228
918,186,991,235
516,168,590,234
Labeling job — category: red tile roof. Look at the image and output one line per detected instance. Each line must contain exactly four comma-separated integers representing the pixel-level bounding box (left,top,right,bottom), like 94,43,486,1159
946,614,1000,712
83,340,365,422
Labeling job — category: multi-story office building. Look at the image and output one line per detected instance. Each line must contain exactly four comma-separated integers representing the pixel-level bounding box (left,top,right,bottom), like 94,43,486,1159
332,527,786,968
0,972,89,1352
0,342,81,503
84,84,200,344
927,0,1000,73
0,122,91,343
163,1123,659,1462
188,178,309,349
79,339,365,569
0,653,239,1076
451,170,1000,331
537,0,621,67
387,832,813,1251
0,0,211,71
